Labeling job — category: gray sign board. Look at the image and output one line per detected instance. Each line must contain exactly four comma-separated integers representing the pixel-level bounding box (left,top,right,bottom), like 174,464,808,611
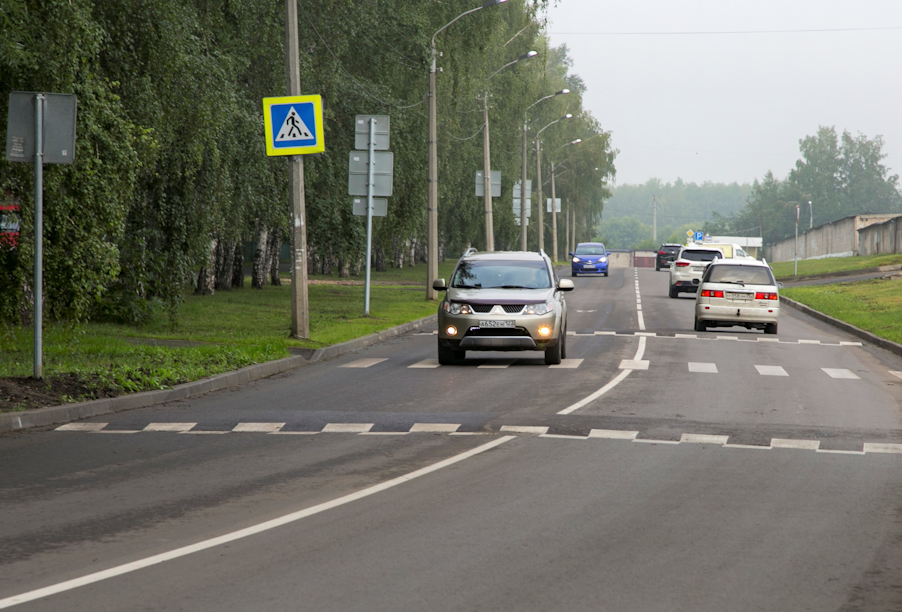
475,170,501,197
546,198,561,213
513,180,532,200
352,198,387,217
348,150,394,196
354,115,390,150
6,92,77,165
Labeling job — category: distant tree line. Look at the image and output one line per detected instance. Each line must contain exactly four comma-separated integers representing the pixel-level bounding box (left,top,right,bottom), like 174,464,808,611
703,127,902,244
0,0,617,325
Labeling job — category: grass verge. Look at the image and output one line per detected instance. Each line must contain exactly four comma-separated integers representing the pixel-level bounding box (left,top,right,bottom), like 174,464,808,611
1,268,446,412
771,254,902,279
782,276,902,345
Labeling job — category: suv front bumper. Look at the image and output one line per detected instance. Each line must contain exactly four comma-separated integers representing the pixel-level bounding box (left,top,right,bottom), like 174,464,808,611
437,310,561,352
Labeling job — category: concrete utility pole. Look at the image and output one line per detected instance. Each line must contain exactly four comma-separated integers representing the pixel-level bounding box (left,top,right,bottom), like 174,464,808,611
285,0,309,338
809,200,813,230
652,194,657,243
33,94,44,379
794,204,800,276
482,90,493,251
520,115,528,250
551,161,558,261
535,138,543,252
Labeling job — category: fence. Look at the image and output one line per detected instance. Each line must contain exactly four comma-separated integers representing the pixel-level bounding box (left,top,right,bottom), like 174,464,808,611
858,216,902,256
765,214,898,262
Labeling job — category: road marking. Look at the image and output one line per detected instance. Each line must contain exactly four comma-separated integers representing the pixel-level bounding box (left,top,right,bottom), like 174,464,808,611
840,341,862,346
181,431,228,435
477,359,516,369
822,368,860,379
619,359,649,370
681,433,729,444
409,359,440,368
716,335,738,341
233,423,285,433
539,433,588,440
675,334,697,339
637,311,646,330
863,443,902,454
56,423,107,432
144,423,196,432
798,339,821,344
589,429,638,439
321,423,373,433
816,449,866,455
557,370,631,415
755,365,788,376
269,431,319,435
634,332,656,337
97,430,141,434
550,358,583,369
757,338,780,342
409,423,460,433
633,439,681,445
688,362,718,373
723,443,772,450
890,371,902,380
340,358,388,368
0,436,516,610
594,331,616,336
772,438,820,450
500,425,549,435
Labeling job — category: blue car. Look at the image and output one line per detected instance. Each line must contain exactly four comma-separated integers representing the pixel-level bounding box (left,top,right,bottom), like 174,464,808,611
570,242,609,277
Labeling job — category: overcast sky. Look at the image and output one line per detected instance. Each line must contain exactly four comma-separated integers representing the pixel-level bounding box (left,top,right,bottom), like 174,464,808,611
545,0,902,187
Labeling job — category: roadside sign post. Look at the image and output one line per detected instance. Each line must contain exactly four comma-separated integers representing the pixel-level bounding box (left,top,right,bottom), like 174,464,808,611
5,91,77,379
794,204,800,276
350,115,392,316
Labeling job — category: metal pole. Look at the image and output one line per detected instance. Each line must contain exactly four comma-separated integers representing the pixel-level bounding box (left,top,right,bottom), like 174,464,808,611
33,93,44,380
571,208,576,254
565,200,570,258
427,44,438,299
794,204,799,276
652,194,657,242
520,116,527,250
809,200,813,230
483,91,493,251
536,138,543,253
551,160,558,262
285,0,309,338
364,118,375,315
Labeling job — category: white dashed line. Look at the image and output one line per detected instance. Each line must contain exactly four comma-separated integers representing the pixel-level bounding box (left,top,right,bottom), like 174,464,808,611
500,425,549,435
755,365,788,377
233,423,285,433
549,358,584,369
771,438,820,450
55,423,108,432
840,341,862,346
477,359,515,369
680,433,729,445
619,359,649,370
890,371,902,380
863,443,902,454
340,358,388,368
409,423,460,433
144,423,196,432
321,423,374,433
822,368,860,379
688,362,718,373
589,429,639,439
716,335,739,341
408,359,440,368
798,339,821,345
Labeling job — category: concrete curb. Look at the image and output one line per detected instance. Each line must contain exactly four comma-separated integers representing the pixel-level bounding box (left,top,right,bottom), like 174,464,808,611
777,263,902,283
779,295,902,358
0,314,438,434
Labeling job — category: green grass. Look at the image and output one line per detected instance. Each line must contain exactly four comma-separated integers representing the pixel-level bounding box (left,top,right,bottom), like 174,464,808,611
307,261,456,284
1,275,442,404
783,277,902,345
770,254,902,279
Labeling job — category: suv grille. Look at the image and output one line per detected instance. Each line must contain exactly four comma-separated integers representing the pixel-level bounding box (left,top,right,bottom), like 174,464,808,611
470,304,493,313
465,328,530,337
503,304,525,313
467,304,525,314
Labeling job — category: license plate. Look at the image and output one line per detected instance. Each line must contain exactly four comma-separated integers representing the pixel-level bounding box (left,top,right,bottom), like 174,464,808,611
584,264,596,268
478,320,515,328
726,292,751,300
692,267,704,272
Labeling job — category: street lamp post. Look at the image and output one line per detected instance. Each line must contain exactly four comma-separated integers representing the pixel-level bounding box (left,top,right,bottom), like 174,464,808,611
808,200,813,230
534,114,572,255
427,0,508,300
794,204,800,276
520,89,569,250
549,138,581,262
482,50,536,252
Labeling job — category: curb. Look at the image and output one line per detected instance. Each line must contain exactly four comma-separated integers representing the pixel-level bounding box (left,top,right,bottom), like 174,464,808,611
777,263,902,283
0,314,438,434
779,295,902,358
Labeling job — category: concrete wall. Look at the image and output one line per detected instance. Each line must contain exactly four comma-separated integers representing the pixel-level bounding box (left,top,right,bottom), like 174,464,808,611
606,251,632,268
765,214,898,262
858,216,902,256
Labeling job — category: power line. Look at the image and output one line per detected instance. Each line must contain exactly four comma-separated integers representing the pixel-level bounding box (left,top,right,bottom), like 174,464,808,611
550,26,902,36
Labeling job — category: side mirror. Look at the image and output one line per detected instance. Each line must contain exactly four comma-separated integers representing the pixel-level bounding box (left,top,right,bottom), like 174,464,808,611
606,252,611,256
558,279,575,291
692,278,700,285
568,252,574,257
777,282,784,289
433,278,447,291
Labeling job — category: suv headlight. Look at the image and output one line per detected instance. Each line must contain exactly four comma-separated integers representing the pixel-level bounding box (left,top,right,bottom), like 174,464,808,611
442,302,472,315
525,301,556,315
572,257,580,263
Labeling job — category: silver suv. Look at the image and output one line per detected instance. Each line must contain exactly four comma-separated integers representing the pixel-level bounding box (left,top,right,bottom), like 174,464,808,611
434,249,574,365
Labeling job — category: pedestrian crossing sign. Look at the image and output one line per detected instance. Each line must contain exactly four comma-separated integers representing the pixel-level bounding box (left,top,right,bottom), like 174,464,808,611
263,95,325,156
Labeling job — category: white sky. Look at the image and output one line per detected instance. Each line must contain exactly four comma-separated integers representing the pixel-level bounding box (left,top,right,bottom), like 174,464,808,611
545,0,902,186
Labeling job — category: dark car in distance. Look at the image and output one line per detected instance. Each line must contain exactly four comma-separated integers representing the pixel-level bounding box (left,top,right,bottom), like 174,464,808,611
656,243,682,271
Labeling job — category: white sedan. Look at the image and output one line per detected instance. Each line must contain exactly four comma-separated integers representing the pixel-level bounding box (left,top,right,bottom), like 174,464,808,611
694,259,782,334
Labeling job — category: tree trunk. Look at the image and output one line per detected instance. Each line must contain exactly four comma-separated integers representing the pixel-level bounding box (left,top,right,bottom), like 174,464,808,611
268,228,282,286
374,245,386,272
195,238,217,296
338,257,350,278
252,222,268,289
350,257,362,276
232,243,244,288
215,240,235,291
408,239,416,268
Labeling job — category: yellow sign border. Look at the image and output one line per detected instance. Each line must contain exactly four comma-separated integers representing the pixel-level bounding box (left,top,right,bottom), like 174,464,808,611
263,94,325,156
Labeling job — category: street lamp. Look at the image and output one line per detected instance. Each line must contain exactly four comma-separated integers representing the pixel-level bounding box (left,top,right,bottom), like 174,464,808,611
520,89,569,250
534,114,573,255
808,200,813,230
482,50,537,252
427,0,509,300
549,138,581,262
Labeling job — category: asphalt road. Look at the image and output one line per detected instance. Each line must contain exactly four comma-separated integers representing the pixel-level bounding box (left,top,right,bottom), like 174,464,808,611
3,265,902,611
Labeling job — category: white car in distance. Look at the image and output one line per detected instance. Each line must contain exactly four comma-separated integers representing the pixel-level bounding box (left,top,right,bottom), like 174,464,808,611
694,259,782,334
669,246,724,298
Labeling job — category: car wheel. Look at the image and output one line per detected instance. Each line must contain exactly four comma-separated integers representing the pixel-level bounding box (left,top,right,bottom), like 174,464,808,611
669,285,679,298
694,316,707,332
437,339,464,365
571,270,577,277
544,337,563,365
560,326,567,359
655,265,660,271
764,322,778,335
603,271,608,277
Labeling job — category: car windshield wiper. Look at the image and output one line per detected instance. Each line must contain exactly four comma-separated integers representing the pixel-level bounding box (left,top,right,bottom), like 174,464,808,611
453,283,481,289
717,280,746,286
498,285,529,289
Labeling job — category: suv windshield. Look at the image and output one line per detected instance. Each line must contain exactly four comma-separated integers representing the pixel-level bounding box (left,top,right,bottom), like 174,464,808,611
706,265,774,285
681,250,721,262
452,260,551,289
575,245,606,256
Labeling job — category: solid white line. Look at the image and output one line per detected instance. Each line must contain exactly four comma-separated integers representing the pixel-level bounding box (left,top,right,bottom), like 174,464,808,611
539,433,588,440
816,449,865,455
594,331,616,336
637,311,646,330
632,439,680,445
340,358,389,368
798,339,821,345
840,341,862,346
822,368,860,380
723,444,772,450
634,332,656,337
0,436,515,610
716,336,738,341
499,425,549,435
675,334,697,339
557,369,632,415
180,431,228,435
